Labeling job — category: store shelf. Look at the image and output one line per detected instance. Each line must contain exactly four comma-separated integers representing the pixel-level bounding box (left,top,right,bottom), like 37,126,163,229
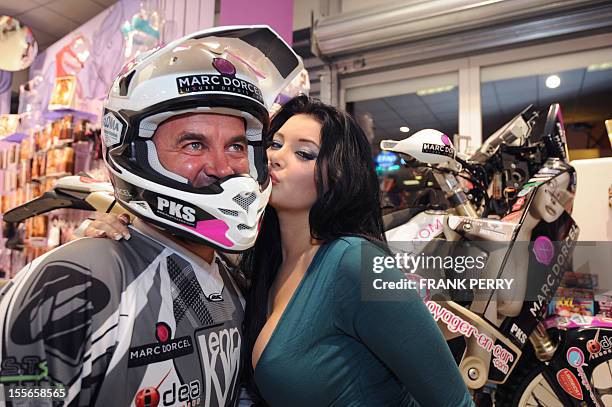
0,133,29,143
34,139,75,154
44,109,98,123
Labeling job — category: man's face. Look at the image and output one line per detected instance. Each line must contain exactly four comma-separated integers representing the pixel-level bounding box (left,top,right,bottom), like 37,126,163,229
154,113,249,187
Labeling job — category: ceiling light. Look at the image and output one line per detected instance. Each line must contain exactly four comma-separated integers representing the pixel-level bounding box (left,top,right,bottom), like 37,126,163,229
587,62,612,72
399,126,410,133
416,85,455,96
545,75,561,89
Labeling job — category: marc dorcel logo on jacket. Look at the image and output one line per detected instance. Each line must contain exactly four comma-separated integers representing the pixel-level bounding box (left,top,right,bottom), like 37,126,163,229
175,58,264,104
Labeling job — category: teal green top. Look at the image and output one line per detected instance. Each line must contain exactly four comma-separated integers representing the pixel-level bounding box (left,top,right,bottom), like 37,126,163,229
254,237,474,407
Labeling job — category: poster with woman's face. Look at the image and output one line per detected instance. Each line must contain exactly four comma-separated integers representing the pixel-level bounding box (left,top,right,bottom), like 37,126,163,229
530,171,573,224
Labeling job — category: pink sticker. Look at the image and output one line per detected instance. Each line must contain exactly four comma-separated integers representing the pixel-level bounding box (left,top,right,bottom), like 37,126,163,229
533,236,554,265
441,134,451,146
186,219,234,248
212,58,236,76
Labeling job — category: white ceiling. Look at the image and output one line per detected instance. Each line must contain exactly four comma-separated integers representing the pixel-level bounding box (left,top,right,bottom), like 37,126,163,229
353,66,612,142
0,0,117,50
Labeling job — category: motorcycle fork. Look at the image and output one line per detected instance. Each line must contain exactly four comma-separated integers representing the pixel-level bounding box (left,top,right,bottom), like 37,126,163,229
529,322,558,362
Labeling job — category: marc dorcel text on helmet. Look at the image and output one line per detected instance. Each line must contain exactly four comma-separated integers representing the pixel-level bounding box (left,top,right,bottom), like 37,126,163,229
176,74,264,104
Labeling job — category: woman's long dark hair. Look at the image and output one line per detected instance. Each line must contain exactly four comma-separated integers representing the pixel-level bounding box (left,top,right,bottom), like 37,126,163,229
240,95,385,403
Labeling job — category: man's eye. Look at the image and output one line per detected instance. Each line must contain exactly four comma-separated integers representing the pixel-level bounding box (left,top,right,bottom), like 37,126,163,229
186,142,203,151
229,143,246,152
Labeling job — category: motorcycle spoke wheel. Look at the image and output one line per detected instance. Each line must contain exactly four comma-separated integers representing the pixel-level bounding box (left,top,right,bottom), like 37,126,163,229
518,373,564,407
592,359,612,406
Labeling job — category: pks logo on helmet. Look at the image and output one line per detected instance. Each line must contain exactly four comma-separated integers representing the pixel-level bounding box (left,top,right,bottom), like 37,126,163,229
157,197,196,225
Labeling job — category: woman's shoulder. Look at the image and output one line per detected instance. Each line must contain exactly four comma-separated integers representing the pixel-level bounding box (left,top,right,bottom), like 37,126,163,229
320,236,389,279
327,236,388,257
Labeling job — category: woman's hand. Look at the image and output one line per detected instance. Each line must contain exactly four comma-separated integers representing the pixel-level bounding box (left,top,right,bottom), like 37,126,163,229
84,213,131,240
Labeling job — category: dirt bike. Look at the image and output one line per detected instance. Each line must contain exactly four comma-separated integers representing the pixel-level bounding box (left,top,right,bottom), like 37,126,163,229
380,104,611,407
3,104,610,407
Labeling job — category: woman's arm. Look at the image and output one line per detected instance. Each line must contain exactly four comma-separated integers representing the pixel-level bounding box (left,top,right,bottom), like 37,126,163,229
333,241,474,407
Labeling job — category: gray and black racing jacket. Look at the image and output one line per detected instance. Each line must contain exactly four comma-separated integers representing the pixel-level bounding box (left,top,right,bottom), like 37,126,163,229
0,218,245,407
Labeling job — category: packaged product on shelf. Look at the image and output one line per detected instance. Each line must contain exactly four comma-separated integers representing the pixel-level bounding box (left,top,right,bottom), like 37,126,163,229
18,158,32,186
59,115,74,141
563,271,598,289
27,215,48,240
45,148,57,175
61,146,75,174
595,292,612,318
73,141,93,174
73,119,90,142
19,135,34,160
548,286,595,317
36,125,51,150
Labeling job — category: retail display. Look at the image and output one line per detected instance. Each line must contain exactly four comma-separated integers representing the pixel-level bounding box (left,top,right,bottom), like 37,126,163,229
0,115,103,279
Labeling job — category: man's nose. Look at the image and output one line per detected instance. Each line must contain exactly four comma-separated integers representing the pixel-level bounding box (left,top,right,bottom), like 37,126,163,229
205,150,234,178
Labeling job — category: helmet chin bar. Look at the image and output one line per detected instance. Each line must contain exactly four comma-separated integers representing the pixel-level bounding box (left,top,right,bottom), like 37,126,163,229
109,161,270,252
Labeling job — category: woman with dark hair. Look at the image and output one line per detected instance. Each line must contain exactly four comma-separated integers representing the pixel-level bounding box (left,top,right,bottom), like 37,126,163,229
241,95,472,406
84,95,473,406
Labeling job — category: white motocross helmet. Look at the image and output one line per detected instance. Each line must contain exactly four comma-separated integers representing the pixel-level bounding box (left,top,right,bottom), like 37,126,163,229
102,26,303,252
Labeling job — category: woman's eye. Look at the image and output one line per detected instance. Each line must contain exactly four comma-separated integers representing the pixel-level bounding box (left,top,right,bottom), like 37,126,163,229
297,150,317,161
268,140,282,149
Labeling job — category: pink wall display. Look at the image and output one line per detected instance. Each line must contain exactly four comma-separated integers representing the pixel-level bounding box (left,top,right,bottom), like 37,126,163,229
24,0,215,125
219,0,294,45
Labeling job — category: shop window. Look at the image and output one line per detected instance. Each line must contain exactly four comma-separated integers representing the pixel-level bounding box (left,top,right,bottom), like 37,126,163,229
346,72,458,211
481,61,612,158
348,73,459,152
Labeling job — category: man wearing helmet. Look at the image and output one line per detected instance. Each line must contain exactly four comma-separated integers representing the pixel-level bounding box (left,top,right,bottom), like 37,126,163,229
0,26,302,407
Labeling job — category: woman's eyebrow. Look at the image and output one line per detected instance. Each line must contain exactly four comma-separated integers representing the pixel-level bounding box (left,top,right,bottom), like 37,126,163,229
299,138,320,148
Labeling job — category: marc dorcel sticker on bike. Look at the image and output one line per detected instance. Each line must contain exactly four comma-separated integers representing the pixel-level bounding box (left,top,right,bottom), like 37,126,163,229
421,143,455,158
421,133,455,158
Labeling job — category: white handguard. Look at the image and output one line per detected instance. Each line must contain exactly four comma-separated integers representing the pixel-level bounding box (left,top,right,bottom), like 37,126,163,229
380,129,455,165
